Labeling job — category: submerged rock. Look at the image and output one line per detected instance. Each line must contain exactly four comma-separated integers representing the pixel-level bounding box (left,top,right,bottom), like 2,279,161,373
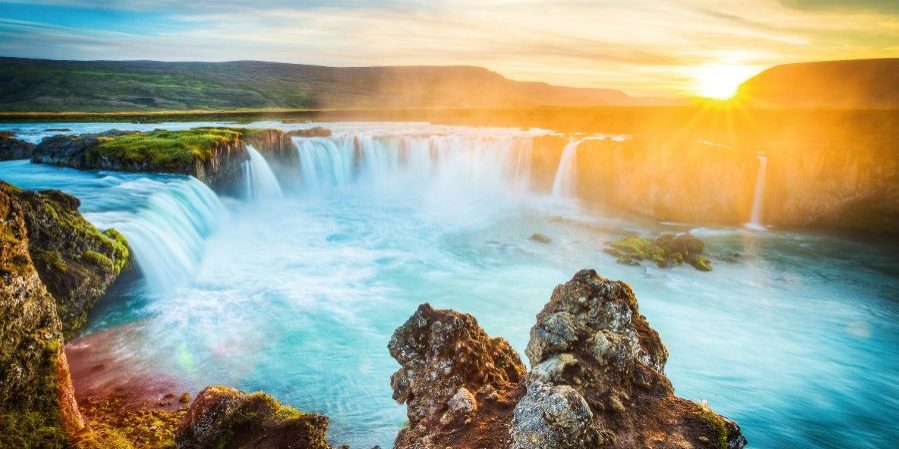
0,183,83,448
176,385,332,449
0,131,36,161
389,303,525,449
7,185,130,339
529,233,552,244
605,233,712,271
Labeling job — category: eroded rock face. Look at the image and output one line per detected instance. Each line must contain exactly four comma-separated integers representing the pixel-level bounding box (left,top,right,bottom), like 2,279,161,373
0,131,36,161
389,303,525,449
31,131,248,193
512,269,746,449
0,183,83,447
10,186,130,339
176,385,332,449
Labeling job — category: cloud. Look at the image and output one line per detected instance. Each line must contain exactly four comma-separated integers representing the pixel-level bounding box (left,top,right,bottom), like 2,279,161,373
777,0,899,15
0,0,897,96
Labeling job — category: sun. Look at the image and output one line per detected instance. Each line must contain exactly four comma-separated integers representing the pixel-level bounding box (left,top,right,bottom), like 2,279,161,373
694,65,757,100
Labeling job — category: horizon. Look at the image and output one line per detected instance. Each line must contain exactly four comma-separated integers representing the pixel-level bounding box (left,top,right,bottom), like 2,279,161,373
2,0,898,97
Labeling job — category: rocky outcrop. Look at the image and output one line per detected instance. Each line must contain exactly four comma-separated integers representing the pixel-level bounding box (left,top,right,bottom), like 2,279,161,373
513,269,745,449
0,131,36,160
390,271,746,449
32,129,249,193
0,183,84,448
10,186,130,339
176,385,332,449
389,303,526,449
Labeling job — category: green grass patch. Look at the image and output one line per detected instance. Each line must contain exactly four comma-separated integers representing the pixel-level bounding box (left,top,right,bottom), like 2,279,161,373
89,129,242,168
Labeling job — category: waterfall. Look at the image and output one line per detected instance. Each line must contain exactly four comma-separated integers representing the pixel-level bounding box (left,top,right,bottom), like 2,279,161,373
100,177,226,294
289,134,534,195
551,139,582,198
747,154,767,230
244,145,284,199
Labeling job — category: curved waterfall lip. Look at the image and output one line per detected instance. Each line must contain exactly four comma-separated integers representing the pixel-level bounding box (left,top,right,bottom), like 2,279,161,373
244,145,284,200
745,154,768,230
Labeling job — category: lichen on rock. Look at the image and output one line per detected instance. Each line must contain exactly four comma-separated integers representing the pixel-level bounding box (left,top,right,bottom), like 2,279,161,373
512,269,745,449
175,385,331,449
5,184,131,338
0,183,84,448
389,303,526,449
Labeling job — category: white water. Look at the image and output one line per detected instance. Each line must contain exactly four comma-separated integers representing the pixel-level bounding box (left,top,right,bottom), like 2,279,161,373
551,139,581,198
244,145,284,199
2,123,897,449
747,154,767,230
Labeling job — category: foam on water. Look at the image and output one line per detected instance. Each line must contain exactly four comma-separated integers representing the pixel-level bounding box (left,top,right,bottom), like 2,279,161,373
1,122,897,449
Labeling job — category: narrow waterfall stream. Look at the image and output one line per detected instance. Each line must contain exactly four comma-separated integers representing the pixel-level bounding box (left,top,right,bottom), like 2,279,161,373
551,139,581,198
245,145,284,199
1,122,897,449
747,154,768,230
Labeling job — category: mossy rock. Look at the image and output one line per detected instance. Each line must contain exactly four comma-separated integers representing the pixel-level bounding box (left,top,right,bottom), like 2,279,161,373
88,128,242,168
8,186,131,339
605,233,712,272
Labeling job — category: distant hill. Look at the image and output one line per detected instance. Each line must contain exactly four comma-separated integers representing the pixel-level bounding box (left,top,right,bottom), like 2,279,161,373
0,58,664,112
737,59,899,109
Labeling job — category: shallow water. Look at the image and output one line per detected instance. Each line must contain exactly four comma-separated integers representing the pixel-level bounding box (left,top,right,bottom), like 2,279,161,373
1,122,897,449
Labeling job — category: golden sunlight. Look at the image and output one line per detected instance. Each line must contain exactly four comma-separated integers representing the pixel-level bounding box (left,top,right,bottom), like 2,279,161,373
694,65,757,99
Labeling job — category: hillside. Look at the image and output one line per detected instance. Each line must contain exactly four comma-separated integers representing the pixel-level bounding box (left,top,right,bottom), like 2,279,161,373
737,59,899,109
0,58,659,112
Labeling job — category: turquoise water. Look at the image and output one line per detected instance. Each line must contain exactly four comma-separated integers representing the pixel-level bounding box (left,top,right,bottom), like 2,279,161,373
1,122,897,448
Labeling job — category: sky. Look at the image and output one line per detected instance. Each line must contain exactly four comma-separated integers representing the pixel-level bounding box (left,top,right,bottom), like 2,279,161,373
1,0,898,96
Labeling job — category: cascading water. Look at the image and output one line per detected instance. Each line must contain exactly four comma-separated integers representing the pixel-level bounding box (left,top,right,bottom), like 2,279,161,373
290,133,535,197
107,178,225,293
746,154,767,230
4,123,897,449
244,145,284,199
551,139,581,198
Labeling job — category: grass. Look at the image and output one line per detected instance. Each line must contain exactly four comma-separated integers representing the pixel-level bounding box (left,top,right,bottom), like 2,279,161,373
88,129,242,168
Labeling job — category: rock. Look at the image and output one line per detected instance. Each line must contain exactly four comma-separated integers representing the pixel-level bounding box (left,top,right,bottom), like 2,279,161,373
286,127,332,138
32,129,249,193
0,183,83,448
513,269,746,449
389,303,525,449
447,387,478,415
0,131,36,161
176,385,332,449
8,185,130,339
510,381,595,449
604,233,713,271
529,233,552,244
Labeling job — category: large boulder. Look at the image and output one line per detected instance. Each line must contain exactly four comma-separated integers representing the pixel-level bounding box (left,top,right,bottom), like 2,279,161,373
175,385,332,449
9,186,130,339
0,131,36,161
512,269,746,449
0,183,83,448
389,303,526,449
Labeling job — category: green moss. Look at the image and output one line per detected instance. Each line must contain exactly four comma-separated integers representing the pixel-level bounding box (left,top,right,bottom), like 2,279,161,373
39,250,68,273
695,405,728,449
605,234,712,272
88,128,242,168
0,412,68,449
83,250,114,271
100,229,130,274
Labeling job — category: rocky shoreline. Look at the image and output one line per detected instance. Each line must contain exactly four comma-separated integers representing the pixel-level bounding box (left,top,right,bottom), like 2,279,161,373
0,177,745,448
